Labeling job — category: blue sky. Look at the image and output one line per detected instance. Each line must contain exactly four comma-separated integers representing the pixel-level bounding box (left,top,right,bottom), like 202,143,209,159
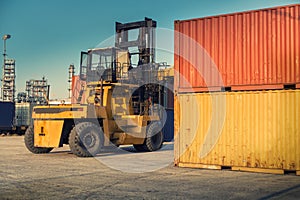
0,0,298,99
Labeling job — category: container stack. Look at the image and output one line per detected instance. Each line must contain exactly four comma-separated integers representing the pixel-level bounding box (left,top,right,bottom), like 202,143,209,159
15,102,36,134
174,4,300,175
71,75,86,104
0,102,15,134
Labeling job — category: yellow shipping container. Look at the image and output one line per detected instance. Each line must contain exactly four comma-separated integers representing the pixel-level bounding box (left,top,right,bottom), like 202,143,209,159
174,90,300,175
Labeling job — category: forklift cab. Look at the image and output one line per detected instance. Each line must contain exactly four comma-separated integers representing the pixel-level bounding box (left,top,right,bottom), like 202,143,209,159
80,47,130,83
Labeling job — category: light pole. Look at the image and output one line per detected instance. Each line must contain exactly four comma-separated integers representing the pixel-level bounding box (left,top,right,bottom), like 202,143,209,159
3,34,11,58
2,34,11,101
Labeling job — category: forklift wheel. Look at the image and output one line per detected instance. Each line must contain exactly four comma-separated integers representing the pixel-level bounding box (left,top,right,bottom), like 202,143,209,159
69,122,104,157
24,126,53,154
134,122,163,152
133,144,146,152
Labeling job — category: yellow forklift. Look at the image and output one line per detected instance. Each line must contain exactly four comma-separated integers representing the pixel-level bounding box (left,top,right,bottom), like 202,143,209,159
24,18,173,157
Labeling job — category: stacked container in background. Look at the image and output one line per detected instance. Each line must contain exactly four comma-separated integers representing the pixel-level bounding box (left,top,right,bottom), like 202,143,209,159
0,102,15,133
71,75,86,104
174,4,300,175
15,102,36,134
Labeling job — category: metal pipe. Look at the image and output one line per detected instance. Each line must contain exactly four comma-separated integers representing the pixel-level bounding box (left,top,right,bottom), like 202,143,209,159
100,78,103,106
47,85,50,104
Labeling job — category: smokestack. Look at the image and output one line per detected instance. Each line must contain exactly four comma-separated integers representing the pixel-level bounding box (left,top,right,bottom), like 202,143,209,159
68,64,75,99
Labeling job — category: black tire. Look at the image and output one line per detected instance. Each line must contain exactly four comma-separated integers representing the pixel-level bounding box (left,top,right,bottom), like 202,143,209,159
133,144,146,152
134,122,164,152
69,122,104,157
24,126,53,154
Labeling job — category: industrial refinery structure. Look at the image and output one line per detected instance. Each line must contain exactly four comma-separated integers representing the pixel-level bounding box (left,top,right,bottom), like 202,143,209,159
25,77,49,104
2,59,16,102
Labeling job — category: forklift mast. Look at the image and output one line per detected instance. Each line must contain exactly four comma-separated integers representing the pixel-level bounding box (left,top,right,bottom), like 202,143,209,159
115,17,156,65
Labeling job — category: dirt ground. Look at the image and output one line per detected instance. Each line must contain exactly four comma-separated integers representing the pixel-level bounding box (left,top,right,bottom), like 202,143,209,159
0,136,299,200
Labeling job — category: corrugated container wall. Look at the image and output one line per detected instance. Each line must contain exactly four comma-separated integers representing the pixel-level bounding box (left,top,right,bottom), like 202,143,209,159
15,103,36,127
0,102,15,131
174,90,300,174
71,75,86,104
174,4,300,92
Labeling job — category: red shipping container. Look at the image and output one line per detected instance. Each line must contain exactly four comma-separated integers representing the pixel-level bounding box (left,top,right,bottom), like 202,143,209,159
174,4,300,92
71,75,86,104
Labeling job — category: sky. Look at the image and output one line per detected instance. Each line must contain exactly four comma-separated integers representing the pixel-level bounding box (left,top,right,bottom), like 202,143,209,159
0,0,298,99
